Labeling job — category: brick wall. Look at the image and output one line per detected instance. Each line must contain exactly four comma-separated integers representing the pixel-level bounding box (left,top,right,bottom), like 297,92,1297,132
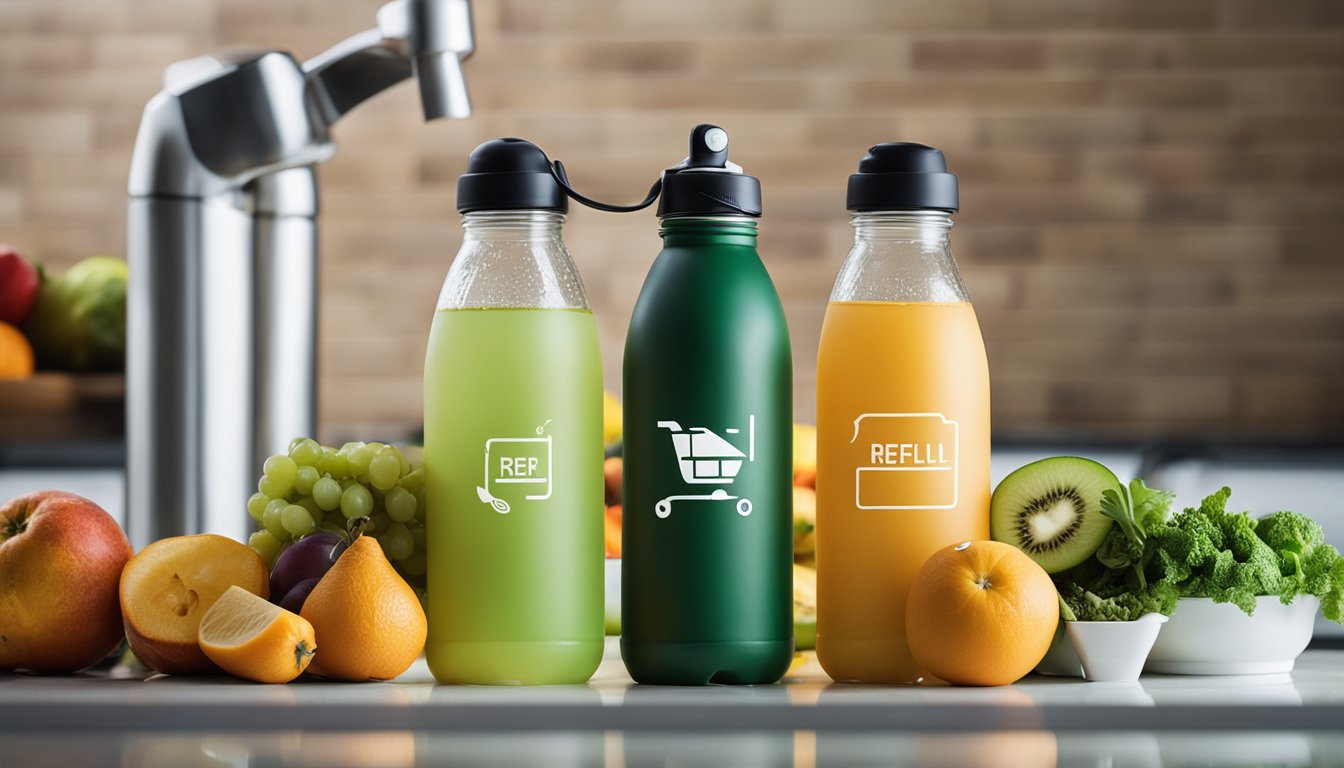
2,0,1341,442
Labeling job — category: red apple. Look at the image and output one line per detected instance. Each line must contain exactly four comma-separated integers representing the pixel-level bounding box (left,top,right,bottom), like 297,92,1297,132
0,491,133,672
0,244,39,326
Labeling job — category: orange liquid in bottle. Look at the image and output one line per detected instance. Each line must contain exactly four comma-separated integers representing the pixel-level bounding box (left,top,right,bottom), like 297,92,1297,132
815,300,990,684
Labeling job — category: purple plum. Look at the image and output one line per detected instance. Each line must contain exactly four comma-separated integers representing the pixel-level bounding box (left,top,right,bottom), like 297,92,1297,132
279,577,321,615
269,532,345,603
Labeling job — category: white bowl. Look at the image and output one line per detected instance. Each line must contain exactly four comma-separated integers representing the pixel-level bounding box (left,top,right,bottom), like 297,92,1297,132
1067,613,1168,682
1145,596,1317,675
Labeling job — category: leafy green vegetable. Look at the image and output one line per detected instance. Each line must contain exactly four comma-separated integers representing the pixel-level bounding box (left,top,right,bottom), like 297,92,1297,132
1097,479,1175,588
1055,537,1179,622
1147,488,1287,616
1059,580,1179,623
1255,510,1344,623
1054,477,1178,621
1140,489,1344,622
1057,593,1077,623
1048,474,1344,624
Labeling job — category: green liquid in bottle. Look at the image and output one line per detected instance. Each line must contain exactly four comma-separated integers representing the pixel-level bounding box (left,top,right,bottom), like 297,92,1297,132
424,307,605,684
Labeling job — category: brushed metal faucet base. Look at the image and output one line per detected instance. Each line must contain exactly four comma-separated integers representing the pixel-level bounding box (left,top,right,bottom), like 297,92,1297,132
126,0,473,550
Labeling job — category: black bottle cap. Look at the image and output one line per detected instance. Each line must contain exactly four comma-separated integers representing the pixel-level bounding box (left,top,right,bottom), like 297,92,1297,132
846,142,958,212
656,124,762,218
457,138,568,213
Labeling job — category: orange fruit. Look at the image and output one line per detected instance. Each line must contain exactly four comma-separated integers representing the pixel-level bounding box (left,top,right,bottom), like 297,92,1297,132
604,505,623,558
300,535,426,681
0,322,34,378
198,585,316,683
119,534,269,675
905,540,1058,686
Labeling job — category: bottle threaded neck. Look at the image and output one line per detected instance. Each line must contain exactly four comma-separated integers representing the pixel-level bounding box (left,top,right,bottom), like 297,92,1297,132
659,215,758,245
851,210,952,247
462,209,566,238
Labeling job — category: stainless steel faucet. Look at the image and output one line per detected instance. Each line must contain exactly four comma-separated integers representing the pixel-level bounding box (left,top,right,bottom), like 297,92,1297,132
126,0,473,550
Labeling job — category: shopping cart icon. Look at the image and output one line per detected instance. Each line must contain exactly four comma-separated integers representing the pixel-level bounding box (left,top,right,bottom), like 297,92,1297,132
654,416,754,518
477,421,553,514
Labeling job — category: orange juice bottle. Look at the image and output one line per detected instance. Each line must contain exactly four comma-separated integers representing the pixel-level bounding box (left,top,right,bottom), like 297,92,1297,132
815,143,990,684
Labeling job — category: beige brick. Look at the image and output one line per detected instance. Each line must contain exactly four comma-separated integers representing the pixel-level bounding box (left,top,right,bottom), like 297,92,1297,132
0,0,131,35
497,0,627,34
1280,229,1344,265
1048,377,1138,422
91,34,194,68
0,111,94,152
1237,268,1344,310
989,0,1100,30
957,227,1041,263
776,0,991,33
617,0,772,35
1230,72,1344,109
1222,0,1344,28
1105,75,1229,108
1037,226,1280,265
1134,376,1234,421
1238,376,1333,425
1173,33,1344,69
1143,190,1229,224
853,76,1104,109
962,184,1145,225
983,114,1144,148
0,187,22,224
1099,0,1220,30
0,35,92,72
911,38,1045,71
697,38,910,74
1046,36,1168,70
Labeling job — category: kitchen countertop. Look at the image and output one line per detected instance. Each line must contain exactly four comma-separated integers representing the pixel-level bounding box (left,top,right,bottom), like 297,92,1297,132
3,639,1342,734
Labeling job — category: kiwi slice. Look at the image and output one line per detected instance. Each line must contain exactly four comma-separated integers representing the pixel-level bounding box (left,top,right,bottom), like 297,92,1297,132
989,457,1120,574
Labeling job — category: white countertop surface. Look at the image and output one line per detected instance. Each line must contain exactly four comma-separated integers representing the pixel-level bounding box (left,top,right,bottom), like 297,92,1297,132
3,638,1342,732
2,639,1343,766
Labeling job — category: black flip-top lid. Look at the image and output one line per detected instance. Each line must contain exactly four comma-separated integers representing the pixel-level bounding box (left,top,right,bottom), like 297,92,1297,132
457,138,568,213
846,142,958,212
657,124,762,218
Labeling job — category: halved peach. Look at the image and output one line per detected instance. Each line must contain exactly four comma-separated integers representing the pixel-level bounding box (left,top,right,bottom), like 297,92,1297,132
119,534,269,674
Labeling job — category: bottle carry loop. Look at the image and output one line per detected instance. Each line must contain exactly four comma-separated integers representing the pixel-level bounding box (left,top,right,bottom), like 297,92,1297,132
548,160,662,213
544,123,760,217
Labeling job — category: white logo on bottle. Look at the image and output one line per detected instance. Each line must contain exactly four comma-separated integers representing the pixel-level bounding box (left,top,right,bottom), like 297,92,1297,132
851,413,959,510
477,420,553,514
654,416,754,518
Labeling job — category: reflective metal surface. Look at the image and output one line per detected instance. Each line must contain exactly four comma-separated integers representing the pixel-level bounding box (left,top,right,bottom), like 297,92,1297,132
125,0,474,549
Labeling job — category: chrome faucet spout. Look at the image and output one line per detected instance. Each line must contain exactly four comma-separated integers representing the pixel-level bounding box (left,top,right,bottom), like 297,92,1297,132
304,0,473,125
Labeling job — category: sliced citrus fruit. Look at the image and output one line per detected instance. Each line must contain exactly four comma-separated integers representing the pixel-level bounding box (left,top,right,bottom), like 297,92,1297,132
198,585,316,683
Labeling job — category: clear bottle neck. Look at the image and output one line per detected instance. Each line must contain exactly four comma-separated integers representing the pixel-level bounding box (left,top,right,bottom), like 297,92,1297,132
830,210,968,303
462,209,567,240
851,210,952,249
437,209,589,311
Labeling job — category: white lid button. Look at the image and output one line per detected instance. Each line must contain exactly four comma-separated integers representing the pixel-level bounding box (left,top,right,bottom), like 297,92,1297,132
704,127,728,153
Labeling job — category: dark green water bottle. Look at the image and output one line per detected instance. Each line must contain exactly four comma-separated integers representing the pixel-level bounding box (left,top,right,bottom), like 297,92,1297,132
621,125,794,685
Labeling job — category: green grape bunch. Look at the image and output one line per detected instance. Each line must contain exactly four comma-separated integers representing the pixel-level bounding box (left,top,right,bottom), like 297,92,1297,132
246,438,428,595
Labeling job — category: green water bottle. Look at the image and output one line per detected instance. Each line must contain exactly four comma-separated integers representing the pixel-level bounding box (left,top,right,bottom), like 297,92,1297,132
621,125,794,685
424,138,604,685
